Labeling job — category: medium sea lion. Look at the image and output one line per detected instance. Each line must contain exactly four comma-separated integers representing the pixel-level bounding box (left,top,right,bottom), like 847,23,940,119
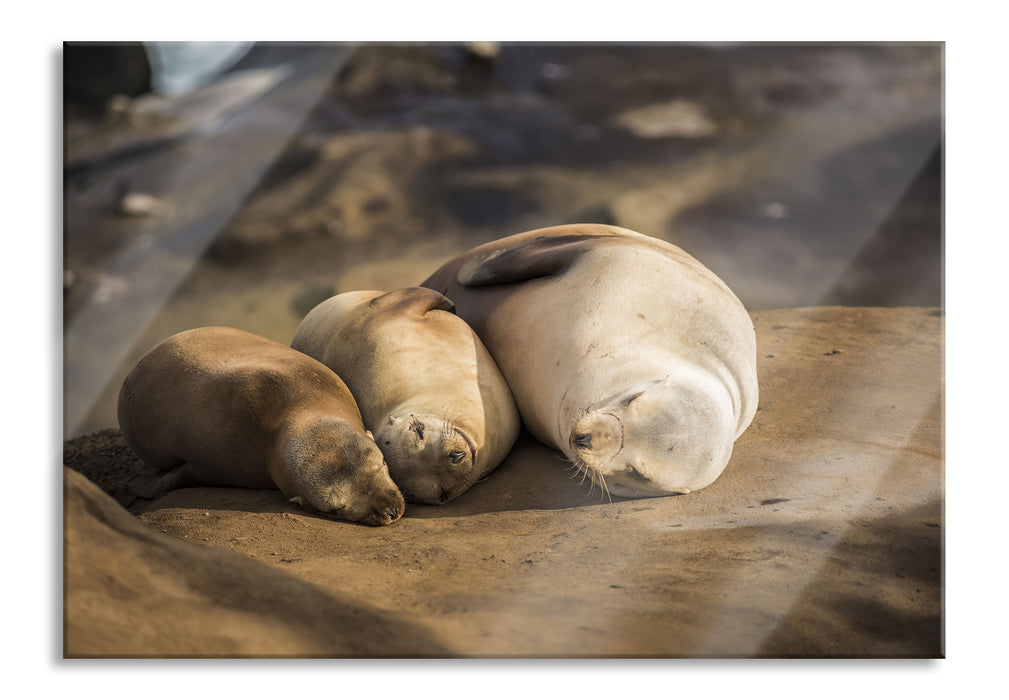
117,326,405,526
421,224,758,498
291,287,520,504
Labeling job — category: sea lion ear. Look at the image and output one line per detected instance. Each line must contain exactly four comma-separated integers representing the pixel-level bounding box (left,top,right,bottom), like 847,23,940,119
289,496,304,506
372,287,456,316
455,233,601,286
365,430,375,441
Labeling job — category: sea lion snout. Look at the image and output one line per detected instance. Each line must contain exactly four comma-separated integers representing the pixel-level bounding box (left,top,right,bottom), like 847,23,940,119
372,502,404,526
570,411,624,464
356,485,406,526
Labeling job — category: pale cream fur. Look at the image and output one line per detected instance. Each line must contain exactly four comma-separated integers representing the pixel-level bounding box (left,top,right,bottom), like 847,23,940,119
422,224,758,498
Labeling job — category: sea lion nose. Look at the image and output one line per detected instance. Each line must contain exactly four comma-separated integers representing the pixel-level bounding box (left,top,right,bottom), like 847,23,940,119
386,505,401,520
570,412,623,462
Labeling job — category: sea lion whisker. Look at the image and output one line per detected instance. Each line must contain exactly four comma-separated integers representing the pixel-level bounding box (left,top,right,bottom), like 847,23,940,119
562,460,585,483
440,406,460,436
565,456,590,486
597,472,612,504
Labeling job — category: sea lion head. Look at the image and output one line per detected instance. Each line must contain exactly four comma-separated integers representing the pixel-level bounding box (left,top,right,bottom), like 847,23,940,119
567,374,736,498
284,417,405,526
377,412,479,504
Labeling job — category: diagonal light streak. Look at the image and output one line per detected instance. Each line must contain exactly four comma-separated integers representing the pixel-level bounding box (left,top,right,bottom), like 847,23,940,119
63,45,353,440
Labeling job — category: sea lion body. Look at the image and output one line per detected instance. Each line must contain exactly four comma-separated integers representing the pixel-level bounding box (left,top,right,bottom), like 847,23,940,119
422,224,758,498
291,288,520,504
117,326,404,525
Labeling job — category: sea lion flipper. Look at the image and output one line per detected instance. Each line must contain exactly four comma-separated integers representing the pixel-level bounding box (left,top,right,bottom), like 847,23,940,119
456,234,600,286
370,287,456,316
128,465,190,500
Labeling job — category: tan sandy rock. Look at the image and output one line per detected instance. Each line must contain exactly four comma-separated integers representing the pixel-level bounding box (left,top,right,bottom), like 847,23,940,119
64,306,942,657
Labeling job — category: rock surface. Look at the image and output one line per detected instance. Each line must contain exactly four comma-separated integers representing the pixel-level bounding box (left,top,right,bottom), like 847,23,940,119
64,306,943,657
63,43,942,439
63,466,449,657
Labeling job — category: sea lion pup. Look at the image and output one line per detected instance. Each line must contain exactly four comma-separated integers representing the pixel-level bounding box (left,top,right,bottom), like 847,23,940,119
117,326,405,526
291,287,520,504
421,224,758,498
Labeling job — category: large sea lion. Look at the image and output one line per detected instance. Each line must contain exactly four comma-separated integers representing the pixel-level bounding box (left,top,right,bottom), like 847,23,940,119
421,224,758,498
117,326,405,526
291,287,520,504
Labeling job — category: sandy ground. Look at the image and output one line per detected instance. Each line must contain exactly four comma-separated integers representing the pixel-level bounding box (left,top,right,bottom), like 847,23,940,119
60,43,944,661
64,305,942,658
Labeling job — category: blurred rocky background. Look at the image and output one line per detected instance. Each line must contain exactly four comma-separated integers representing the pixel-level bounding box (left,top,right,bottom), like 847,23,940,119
63,42,942,439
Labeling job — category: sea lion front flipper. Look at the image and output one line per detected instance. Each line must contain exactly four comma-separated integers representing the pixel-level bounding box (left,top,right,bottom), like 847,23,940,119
128,464,191,500
369,287,456,316
456,234,602,286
